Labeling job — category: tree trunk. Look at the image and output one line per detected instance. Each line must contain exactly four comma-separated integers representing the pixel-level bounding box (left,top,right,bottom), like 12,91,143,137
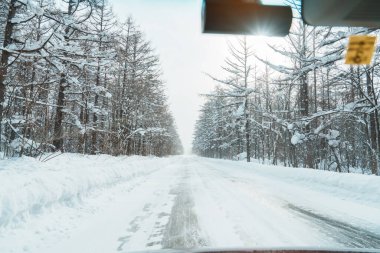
300,25,312,168
52,0,74,151
366,68,378,175
245,98,251,162
0,0,17,150
53,74,66,150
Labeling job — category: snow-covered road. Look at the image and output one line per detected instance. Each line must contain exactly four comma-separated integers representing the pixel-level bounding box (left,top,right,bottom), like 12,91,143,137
1,155,380,253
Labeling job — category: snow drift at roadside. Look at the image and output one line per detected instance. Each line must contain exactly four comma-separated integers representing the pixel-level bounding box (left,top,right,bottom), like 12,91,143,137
0,154,169,229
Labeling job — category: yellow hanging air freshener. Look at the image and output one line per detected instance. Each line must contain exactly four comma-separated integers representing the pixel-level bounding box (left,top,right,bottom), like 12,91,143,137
345,35,377,65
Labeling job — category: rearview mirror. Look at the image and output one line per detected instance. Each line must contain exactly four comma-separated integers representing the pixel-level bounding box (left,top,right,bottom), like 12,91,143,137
302,0,380,27
202,0,293,37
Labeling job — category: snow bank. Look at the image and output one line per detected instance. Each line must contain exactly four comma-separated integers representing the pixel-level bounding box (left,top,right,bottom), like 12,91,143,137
255,164,380,205
0,154,169,229
215,158,380,206
199,157,380,235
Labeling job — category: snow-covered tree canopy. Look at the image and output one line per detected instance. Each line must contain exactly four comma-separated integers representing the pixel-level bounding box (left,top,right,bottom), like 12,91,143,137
0,0,183,157
193,0,380,175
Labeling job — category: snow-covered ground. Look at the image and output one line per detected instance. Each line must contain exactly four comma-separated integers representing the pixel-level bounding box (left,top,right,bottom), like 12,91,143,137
0,155,380,253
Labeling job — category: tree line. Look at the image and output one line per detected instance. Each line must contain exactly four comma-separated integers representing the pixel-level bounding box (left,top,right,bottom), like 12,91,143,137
193,1,380,175
0,0,183,158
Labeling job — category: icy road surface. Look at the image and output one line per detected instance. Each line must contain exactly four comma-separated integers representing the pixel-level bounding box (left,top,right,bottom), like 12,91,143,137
1,155,380,253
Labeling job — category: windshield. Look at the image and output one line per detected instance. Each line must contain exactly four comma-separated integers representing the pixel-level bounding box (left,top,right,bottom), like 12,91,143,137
0,0,380,253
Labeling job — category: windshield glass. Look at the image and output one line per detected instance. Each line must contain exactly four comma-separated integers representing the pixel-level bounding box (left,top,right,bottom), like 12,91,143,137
0,0,380,253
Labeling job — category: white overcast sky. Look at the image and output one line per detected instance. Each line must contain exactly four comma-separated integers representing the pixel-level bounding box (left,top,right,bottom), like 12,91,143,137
110,0,286,153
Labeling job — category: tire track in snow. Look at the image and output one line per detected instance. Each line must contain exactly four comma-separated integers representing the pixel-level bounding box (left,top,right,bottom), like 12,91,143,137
205,160,380,249
162,167,208,249
197,158,380,249
116,158,198,251
287,204,380,249
191,163,255,246
117,203,153,251
190,159,336,247
116,187,175,251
